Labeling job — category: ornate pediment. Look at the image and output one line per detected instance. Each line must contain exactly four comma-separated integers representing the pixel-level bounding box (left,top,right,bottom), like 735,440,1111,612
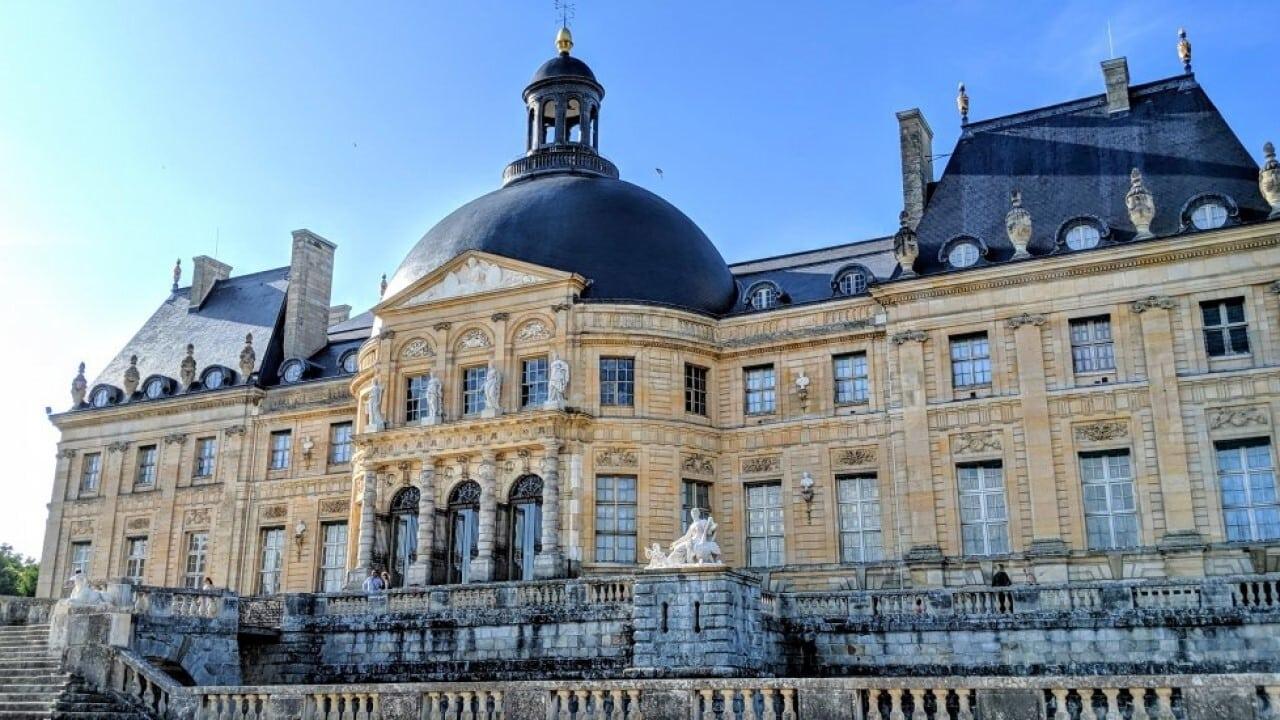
397,254,559,308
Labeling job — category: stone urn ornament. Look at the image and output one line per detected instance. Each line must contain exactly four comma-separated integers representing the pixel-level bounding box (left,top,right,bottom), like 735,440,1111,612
239,333,256,382
1260,141,1280,219
893,210,919,277
123,355,140,397
70,362,87,406
1005,189,1033,258
1125,168,1156,239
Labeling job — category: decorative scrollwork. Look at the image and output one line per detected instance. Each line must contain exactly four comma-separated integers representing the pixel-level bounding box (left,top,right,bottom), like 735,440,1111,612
509,474,544,501
595,448,639,468
891,330,928,344
951,431,1002,455
1130,295,1175,313
515,320,553,342
1005,313,1047,329
390,486,420,512
262,505,288,519
400,338,434,360
741,455,781,474
318,498,348,515
681,454,715,476
1207,406,1269,431
834,447,877,467
448,480,481,506
457,329,492,350
1073,421,1129,443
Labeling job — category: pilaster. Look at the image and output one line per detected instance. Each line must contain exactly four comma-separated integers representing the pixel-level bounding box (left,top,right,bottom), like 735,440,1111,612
408,461,436,586
893,330,940,558
348,470,378,588
534,440,564,579
470,451,498,582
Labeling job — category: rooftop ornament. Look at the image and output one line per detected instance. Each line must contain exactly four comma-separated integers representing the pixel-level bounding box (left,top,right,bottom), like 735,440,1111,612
1260,142,1280,219
957,82,969,125
171,258,181,293
1177,28,1192,73
380,273,387,298
123,355,140,397
180,344,197,387
1005,189,1033,258
1126,168,1156,240
239,333,256,382
70,362,87,406
893,210,920,278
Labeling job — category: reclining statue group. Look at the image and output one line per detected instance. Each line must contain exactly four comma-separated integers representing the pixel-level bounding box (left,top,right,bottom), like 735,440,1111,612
644,507,722,568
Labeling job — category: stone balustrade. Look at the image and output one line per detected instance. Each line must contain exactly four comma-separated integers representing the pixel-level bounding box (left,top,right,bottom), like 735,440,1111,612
133,586,236,622
0,594,54,625
424,689,504,720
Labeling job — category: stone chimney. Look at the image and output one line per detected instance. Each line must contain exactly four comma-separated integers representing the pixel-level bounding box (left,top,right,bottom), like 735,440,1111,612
896,109,934,230
190,255,232,307
1101,58,1131,114
328,304,352,326
284,229,337,360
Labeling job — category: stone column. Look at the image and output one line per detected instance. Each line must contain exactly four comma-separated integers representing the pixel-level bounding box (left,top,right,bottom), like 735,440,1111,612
534,440,564,579
408,461,436,586
1009,314,1069,581
349,470,378,587
1132,296,1203,571
470,452,498,582
893,331,942,582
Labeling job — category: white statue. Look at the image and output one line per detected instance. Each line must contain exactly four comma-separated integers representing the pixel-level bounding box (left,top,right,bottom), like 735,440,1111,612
66,572,110,607
423,375,443,424
645,508,722,569
482,363,503,416
547,353,570,408
366,379,386,431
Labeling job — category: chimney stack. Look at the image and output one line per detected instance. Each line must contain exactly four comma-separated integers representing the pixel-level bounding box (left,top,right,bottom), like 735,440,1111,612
284,229,337,360
1101,57,1131,114
190,255,232,307
896,109,934,230
328,304,352,326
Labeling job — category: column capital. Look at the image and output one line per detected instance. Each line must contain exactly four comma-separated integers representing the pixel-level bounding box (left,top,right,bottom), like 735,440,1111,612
543,439,563,455
1130,295,1176,313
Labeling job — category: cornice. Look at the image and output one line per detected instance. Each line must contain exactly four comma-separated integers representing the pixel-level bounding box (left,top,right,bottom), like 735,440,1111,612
872,225,1280,307
50,387,264,430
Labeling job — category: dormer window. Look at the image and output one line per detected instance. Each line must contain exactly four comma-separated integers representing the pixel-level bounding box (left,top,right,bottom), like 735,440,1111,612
340,351,358,375
947,241,980,268
202,367,227,390
91,387,112,408
745,282,781,310
1064,223,1101,250
834,266,872,296
1191,201,1228,230
280,359,306,384
144,378,167,399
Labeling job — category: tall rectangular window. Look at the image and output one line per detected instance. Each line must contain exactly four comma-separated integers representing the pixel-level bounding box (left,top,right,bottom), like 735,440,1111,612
69,541,91,577
594,475,636,563
135,445,157,487
463,366,487,415
1216,439,1280,542
80,453,102,494
329,423,353,465
1201,297,1250,358
1080,451,1138,549
950,333,991,389
838,475,883,562
405,374,431,421
746,482,784,567
681,479,712,532
183,532,208,589
194,437,216,478
958,463,1008,555
744,365,776,415
124,537,148,583
522,357,549,407
269,430,291,470
1069,316,1115,374
684,364,708,416
259,527,285,595
319,522,348,593
833,353,870,405
599,357,635,407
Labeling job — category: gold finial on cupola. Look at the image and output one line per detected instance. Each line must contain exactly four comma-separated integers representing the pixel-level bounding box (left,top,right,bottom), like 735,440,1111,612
1177,28,1192,73
957,82,970,125
556,26,574,55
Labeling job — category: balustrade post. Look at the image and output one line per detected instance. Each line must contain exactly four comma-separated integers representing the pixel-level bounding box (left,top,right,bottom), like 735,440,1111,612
957,690,973,720
1050,688,1070,720
742,688,757,720
1154,688,1175,720
1101,688,1122,720
909,688,927,720
888,688,905,720
780,688,795,720
626,689,642,720
1130,688,1150,720
1079,689,1099,720
698,689,716,720
556,689,571,720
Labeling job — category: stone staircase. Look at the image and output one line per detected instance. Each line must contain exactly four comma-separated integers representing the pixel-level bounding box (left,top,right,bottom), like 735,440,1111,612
0,625,148,720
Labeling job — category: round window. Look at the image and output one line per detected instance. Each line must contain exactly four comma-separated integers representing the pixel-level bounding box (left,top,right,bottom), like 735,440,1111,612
749,285,778,310
204,368,225,389
91,388,111,407
1191,202,1228,230
144,379,165,399
1065,224,1101,250
837,269,868,296
282,361,303,384
341,352,358,374
947,242,980,268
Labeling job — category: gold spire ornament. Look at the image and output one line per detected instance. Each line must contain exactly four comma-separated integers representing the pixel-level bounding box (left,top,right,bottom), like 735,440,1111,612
1177,28,1192,73
556,26,574,55
957,83,969,125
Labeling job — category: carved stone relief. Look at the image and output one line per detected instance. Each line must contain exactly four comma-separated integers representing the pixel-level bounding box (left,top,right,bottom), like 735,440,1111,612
951,431,1002,455
457,329,492,350
515,320,553,343
1207,405,1270,431
125,517,150,531
1074,421,1130,443
891,330,928,345
69,520,93,537
319,498,349,515
262,505,288,520
741,455,781,474
595,448,638,468
400,338,434,360
406,257,541,305
681,454,715,476
183,508,212,527
834,447,877,468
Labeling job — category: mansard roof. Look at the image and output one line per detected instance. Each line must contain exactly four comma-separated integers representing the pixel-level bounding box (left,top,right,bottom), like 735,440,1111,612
912,75,1271,274
726,236,896,315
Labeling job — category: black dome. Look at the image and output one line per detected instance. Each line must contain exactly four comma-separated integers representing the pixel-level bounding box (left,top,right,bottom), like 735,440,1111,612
387,174,738,315
532,54,597,84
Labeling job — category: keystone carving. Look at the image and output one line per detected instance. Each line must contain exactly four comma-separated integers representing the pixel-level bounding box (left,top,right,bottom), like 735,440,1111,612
742,455,781,474
1130,295,1175,313
1208,406,1269,431
107,441,131,454
891,330,928,345
952,431,1002,455
595,448,638,468
1074,421,1130,443
1006,313,1047,329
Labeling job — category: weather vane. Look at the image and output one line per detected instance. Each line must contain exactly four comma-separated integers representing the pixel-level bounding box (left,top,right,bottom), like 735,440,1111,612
555,0,575,28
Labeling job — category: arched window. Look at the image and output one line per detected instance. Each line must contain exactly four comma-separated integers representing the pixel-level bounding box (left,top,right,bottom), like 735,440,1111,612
1181,193,1237,232
339,350,358,375
447,481,481,584
388,487,420,588
948,242,980,268
745,282,781,311
1054,217,1110,252
566,98,582,144
507,475,543,580
833,266,872,296
540,99,557,146
590,104,599,148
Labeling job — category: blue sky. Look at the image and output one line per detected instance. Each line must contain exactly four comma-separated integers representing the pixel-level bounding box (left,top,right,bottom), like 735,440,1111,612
1,1,1276,559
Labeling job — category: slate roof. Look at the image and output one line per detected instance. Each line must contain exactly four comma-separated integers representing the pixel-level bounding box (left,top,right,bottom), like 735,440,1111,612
726,237,896,315
92,267,290,393
912,74,1272,274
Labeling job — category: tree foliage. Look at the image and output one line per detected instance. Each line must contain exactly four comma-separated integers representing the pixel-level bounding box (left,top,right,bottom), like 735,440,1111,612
0,544,39,597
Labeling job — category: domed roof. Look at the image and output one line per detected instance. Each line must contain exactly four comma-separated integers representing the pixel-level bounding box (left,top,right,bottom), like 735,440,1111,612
531,54,597,84
386,174,738,315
